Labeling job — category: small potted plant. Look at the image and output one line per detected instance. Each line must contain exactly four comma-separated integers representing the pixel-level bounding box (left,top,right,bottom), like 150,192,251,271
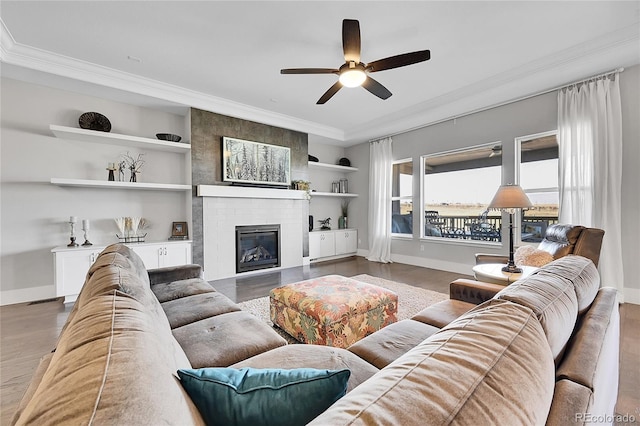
339,200,350,229
319,218,331,230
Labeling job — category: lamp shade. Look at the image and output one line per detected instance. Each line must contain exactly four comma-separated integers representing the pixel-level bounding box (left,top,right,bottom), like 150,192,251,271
488,184,533,210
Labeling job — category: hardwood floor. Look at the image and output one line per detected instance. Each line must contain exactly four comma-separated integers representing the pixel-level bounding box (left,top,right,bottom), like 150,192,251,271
1,257,638,424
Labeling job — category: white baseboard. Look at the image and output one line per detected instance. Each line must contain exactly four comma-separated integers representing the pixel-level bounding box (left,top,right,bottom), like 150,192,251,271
0,286,56,306
390,253,473,276
622,287,640,305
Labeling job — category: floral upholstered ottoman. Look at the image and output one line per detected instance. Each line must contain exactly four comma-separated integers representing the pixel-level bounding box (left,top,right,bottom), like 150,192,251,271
269,275,398,348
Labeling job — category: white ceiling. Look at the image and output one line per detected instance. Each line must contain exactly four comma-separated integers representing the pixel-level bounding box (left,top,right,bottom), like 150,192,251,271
1,1,639,146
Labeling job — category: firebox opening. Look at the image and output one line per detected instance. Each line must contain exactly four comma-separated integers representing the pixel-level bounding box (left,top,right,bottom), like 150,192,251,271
236,225,281,273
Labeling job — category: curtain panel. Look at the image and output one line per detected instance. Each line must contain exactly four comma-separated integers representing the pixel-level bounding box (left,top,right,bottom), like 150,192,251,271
557,73,624,298
367,137,393,263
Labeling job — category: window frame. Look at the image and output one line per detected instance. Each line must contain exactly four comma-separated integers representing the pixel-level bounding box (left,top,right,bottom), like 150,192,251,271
420,142,503,245
514,130,559,245
391,158,414,238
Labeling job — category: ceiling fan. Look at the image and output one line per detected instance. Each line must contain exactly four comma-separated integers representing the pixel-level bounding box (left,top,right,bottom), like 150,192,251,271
281,19,430,104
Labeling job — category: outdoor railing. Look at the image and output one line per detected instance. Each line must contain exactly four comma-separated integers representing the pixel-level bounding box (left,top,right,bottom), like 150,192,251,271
426,215,559,242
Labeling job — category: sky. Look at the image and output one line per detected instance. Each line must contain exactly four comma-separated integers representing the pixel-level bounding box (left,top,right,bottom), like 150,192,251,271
400,159,559,204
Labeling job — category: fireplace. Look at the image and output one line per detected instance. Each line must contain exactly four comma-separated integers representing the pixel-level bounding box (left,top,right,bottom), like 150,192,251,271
236,225,281,273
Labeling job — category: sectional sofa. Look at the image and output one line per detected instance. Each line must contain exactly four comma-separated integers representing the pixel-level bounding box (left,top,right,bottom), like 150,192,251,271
12,244,618,425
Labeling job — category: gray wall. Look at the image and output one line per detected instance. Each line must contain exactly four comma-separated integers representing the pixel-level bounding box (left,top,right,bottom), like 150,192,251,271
346,64,640,303
1,78,189,304
189,108,309,267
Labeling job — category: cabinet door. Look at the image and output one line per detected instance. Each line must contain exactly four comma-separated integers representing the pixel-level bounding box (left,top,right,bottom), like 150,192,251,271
129,244,162,269
344,229,358,253
309,232,336,259
163,243,192,268
309,232,322,259
54,250,99,299
335,230,358,255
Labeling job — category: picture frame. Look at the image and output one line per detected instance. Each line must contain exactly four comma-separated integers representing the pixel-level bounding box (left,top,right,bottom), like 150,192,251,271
171,222,188,238
222,136,291,187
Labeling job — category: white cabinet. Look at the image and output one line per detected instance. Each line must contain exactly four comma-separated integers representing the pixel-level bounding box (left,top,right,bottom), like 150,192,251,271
52,247,103,302
129,242,192,269
52,241,192,303
335,229,358,255
309,229,357,261
309,231,336,260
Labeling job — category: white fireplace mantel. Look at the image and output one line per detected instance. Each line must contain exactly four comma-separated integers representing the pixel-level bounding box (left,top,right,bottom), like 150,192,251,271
197,184,307,200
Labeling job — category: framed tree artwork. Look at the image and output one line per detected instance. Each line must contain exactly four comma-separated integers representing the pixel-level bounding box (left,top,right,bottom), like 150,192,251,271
222,137,291,187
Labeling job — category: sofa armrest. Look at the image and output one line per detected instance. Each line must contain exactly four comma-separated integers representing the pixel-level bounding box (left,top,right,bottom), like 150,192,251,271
148,264,203,285
475,253,509,265
450,279,505,305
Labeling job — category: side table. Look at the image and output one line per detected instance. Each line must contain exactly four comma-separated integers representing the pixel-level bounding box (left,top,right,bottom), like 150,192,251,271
472,263,538,285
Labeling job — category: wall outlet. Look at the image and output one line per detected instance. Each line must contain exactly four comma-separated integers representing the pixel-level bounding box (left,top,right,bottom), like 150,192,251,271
420,244,425,251
358,238,361,244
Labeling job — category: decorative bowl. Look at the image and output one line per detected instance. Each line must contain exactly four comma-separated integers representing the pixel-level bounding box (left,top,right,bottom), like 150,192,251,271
79,112,111,132
156,133,182,142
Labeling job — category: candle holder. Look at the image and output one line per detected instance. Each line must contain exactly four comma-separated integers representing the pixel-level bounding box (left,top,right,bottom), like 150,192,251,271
82,222,93,246
68,221,79,247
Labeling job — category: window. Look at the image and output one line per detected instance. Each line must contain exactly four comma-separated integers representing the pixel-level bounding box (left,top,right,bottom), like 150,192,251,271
422,144,502,242
391,159,413,235
516,131,559,243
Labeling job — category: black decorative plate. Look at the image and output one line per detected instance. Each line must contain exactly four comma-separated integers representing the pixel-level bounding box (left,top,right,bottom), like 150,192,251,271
79,112,111,132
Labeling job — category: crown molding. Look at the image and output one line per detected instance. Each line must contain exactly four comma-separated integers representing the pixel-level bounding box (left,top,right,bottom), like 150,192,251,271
344,24,640,144
0,18,344,141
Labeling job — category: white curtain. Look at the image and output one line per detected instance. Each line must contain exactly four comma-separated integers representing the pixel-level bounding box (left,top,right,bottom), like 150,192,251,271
367,137,393,263
557,73,624,298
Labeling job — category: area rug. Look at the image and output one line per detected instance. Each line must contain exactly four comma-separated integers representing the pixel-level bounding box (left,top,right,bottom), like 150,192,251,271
237,274,448,343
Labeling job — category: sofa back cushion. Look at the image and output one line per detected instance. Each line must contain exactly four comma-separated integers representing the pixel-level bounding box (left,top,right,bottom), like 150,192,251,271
14,291,202,426
310,299,555,425
495,256,600,360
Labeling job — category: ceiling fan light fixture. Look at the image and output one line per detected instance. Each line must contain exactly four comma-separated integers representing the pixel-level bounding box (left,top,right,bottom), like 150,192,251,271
339,69,367,87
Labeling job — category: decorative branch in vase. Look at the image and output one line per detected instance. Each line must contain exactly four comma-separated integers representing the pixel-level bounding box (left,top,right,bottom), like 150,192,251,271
122,152,145,183
339,200,350,229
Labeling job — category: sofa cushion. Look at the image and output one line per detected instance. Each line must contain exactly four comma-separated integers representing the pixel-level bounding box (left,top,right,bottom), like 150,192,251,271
172,311,287,368
556,287,619,419
495,267,578,360
161,292,241,329
546,379,592,426
14,291,203,426
178,367,350,426
544,255,600,314
538,224,584,259
411,299,475,328
310,299,555,425
347,319,440,369
232,345,379,393
152,277,216,303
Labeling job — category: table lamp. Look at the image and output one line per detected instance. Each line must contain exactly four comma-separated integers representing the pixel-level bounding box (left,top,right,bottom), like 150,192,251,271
488,184,532,273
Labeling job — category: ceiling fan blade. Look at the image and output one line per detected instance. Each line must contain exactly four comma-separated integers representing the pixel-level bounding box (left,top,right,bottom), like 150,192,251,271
317,81,343,104
366,50,431,72
281,68,339,74
342,19,361,63
362,76,392,100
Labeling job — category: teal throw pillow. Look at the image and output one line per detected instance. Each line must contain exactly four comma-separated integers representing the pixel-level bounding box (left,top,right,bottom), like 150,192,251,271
177,367,350,426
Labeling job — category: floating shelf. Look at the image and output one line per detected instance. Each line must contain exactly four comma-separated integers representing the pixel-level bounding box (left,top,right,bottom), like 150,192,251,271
308,162,358,172
50,125,191,153
51,178,191,191
310,192,358,198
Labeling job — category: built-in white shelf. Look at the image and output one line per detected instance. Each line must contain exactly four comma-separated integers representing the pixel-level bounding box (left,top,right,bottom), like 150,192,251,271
51,178,191,191
308,162,358,172
50,125,191,153
310,191,358,198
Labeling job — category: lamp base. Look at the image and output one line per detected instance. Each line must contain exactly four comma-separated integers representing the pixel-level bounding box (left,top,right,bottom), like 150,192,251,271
502,264,523,274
